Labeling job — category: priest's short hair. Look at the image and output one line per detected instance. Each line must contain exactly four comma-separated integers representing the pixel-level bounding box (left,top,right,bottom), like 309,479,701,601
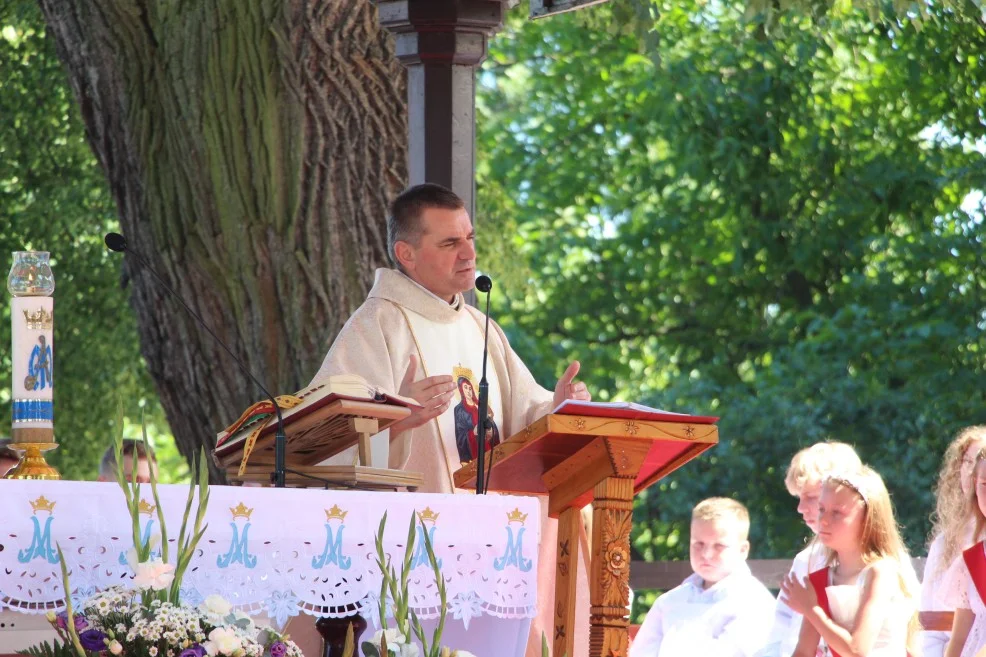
388,183,465,266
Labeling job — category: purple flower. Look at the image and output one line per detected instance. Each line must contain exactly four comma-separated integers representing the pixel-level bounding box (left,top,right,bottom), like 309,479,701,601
55,612,89,632
269,641,288,657
179,645,207,657
78,629,107,651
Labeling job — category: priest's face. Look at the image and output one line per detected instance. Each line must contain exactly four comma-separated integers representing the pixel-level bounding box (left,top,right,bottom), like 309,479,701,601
398,206,476,302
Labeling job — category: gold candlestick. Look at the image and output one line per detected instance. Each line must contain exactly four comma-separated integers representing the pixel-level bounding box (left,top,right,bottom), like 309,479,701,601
6,251,59,480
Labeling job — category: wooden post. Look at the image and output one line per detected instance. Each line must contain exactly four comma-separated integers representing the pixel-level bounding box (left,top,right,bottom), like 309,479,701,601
348,417,379,466
589,476,633,657
372,0,510,221
553,506,581,657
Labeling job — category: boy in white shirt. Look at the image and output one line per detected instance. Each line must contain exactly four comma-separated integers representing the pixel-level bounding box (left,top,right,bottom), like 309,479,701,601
629,497,775,657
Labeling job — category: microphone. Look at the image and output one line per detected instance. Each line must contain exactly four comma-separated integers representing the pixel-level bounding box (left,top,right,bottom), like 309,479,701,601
474,274,493,495
104,232,289,488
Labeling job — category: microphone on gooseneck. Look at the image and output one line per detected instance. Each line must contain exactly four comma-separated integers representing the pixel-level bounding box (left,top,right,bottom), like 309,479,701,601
104,232,289,488
474,274,493,495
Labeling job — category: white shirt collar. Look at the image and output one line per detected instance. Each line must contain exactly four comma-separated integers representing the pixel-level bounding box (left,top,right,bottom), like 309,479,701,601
683,561,754,595
398,270,462,309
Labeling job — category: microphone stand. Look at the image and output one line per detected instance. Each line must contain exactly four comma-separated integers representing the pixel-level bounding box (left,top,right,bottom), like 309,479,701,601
106,233,309,488
475,283,492,495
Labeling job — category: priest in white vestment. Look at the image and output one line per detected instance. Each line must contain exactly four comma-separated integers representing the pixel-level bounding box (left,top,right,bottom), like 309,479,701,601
311,183,592,657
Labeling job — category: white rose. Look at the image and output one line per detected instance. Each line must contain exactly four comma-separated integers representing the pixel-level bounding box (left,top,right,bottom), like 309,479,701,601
451,652,477,657
108,641,124,655
201,594,232,617
205,627,242,655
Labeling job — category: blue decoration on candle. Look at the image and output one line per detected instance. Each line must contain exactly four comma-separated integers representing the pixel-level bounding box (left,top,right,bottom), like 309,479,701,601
13,399,53,422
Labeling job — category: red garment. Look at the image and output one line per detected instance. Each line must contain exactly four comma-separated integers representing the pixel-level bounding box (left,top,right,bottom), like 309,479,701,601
808,566,912,657
962,541,986,606
808,568,843,657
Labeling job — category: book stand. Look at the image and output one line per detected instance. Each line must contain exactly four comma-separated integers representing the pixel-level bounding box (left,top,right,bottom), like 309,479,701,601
220,398,423,490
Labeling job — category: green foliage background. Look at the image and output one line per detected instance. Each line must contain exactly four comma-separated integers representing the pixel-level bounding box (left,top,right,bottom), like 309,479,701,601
476,0,986,595
479,0,986,619
4,0,986,624
0,2,183,483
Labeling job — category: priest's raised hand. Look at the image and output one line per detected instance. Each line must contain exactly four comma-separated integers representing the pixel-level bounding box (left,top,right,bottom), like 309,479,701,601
553,360,592,410
389,353,456,434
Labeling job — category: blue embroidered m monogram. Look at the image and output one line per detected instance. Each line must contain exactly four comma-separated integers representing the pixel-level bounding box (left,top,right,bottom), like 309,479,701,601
494,526,532,572
410,525,443,570
216,522,257,568
18,515,58,564
118,518,160,565
312,523,351,570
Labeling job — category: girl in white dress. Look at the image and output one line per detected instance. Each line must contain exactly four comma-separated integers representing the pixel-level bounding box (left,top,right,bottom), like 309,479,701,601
924,427,986,657
780,466,920,657
943,445,986,657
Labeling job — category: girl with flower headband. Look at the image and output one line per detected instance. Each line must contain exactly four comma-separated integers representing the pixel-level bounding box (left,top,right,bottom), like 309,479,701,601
924,427,986,657
942,445,986,657
780,465,920,657
758,442,863,657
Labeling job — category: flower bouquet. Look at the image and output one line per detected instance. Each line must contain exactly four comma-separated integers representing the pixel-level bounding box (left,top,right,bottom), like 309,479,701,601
32,589,301,657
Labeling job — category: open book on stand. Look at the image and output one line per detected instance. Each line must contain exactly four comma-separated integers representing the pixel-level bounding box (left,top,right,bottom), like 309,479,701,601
553,399,719,424
212,374,420,475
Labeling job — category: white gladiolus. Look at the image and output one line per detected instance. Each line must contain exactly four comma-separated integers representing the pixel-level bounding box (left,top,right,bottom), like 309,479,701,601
366,629,421,656
131,558,176,591
370,628,406,646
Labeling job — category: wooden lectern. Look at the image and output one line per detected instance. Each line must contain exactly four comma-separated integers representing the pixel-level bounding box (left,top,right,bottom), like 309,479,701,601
215,397,424,490
454,406,718,657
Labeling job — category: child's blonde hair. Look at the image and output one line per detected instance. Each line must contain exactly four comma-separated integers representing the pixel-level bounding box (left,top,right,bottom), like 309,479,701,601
823,466,921,652
931,426,986,577
692,497,751,541
785,441,862,496
970,448,986,542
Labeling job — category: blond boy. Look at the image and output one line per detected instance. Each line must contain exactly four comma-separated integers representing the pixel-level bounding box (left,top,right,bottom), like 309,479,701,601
756,441,862,657
629,498,775,657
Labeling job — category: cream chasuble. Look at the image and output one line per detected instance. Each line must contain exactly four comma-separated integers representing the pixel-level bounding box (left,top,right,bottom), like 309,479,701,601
311,268,590,657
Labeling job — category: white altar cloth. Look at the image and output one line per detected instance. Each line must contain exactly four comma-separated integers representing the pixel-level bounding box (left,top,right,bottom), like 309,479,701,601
0,480,540,636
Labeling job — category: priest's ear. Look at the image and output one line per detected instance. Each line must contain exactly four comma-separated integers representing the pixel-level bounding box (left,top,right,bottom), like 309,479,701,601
394,240,418,273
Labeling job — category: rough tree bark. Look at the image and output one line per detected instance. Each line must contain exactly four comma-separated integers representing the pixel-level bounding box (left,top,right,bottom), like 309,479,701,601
37,0,407,480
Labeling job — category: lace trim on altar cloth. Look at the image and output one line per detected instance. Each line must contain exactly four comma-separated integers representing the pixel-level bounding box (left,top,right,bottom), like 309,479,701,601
0,481,540,628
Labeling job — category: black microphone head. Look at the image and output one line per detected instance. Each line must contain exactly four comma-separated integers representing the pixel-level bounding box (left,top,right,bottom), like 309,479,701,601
475,274,492,293
104,232,128,253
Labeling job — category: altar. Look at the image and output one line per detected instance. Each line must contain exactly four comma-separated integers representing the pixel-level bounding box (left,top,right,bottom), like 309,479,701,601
0,480,540,656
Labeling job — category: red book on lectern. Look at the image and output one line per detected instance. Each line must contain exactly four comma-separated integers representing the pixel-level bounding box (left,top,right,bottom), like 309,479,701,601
553,399,718,424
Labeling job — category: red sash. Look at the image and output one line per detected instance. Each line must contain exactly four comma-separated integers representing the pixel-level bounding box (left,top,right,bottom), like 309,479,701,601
963,541,986,606
809,566,913,657
808,568,843,657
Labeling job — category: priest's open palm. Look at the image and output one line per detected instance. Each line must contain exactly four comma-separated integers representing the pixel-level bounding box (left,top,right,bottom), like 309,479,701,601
553,360,591,409
390,354,456,433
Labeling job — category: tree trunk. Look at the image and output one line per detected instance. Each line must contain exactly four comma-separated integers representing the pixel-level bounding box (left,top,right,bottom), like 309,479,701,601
37,0,407,481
